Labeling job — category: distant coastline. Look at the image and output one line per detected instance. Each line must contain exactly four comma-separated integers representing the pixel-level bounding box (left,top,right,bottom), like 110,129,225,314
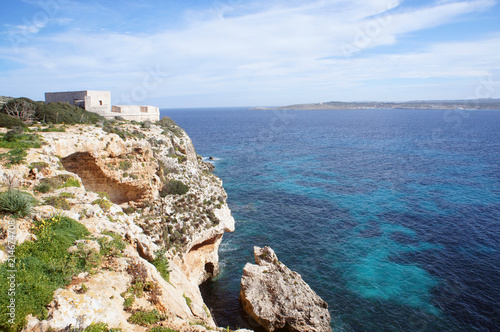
251,98,500,111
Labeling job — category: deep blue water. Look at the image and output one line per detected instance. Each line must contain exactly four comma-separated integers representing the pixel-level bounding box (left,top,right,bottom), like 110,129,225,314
161,108,500,332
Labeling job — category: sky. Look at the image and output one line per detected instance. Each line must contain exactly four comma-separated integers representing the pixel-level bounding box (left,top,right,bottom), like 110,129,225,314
0,0,499,108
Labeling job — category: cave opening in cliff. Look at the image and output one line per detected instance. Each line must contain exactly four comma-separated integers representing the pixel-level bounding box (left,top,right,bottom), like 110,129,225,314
61,152,147,204
205,262,215,276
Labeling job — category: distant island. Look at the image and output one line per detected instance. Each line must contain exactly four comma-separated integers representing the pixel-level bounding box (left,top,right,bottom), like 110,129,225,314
252,98,500,111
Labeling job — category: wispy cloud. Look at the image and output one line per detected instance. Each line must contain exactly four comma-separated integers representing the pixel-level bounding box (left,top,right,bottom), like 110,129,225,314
0,0,498,106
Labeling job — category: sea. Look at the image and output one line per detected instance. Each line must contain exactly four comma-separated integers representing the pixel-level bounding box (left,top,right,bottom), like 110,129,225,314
160,108,500,332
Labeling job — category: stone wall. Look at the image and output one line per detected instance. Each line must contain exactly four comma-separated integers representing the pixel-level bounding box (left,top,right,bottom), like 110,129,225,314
111,105,160,122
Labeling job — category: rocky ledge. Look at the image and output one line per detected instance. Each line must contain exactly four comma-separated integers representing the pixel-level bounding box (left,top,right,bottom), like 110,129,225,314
240,247,332,332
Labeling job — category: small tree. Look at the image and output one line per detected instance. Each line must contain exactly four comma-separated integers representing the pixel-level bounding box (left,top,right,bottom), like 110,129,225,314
3,98,36,124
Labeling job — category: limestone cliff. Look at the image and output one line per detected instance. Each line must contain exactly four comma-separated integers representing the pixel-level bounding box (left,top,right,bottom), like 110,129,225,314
240,246,332,332
0,119,238,332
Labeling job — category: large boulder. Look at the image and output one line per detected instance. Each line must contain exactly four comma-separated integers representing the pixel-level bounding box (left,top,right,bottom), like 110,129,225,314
240,246,332,332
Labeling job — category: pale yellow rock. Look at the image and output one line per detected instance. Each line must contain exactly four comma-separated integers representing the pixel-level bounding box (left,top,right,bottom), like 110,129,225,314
240,247,332,332
47,270,141,331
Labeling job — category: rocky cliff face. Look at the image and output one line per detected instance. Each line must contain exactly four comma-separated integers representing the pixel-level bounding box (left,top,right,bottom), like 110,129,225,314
240,246,332,332
0,119,237,331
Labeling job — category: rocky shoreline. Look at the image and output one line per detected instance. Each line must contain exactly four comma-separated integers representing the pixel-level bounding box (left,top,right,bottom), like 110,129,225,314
0,118,330,332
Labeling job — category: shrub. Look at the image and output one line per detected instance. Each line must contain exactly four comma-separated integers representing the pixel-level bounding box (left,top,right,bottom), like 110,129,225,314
34,182,51,193
97,191,110,200
39,125,66,132
92,198,112,211
44,196,71,210
159,180,189,197
157,116,176,127
98,231,126,257
123,206,135,215
29,161,49,172
84,322,122,332
35,101,104,124
183,294,192,307
59,192,75,198
127,309,165,326
5,147,27,164
0,190,36,216
34,174,77,193
0,98,37,123
149,327,179,332
123,295,134,309
62,177,80,188
0,216,90,331
151,249,170,282
119,160,132,171
0,112,26,129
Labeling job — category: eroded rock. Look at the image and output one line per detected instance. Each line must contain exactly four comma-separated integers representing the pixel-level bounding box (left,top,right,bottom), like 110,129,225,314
240,246,332,332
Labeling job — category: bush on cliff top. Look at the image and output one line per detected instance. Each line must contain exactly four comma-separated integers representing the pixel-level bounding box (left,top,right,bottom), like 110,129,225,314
35,101,104,124
0,97,105,126
0,113,26,129
159,180,189,197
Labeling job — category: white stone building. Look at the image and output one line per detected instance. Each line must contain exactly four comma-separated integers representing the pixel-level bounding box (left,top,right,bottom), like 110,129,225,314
44,90,160,122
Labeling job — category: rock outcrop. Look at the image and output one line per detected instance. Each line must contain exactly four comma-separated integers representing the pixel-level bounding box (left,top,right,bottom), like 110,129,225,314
240,246,332,332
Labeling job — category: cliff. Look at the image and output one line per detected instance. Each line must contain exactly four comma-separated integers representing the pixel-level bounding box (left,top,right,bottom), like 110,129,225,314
0,119,240,331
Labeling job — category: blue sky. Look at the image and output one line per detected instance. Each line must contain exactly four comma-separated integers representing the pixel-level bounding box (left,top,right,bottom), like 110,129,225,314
0,0,499,107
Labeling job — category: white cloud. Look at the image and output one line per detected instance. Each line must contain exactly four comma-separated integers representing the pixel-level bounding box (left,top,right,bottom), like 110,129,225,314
0,0,498,106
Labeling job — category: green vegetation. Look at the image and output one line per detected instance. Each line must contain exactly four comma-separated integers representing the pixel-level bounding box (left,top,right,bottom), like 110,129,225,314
97,191,110,200
149,327,179,332
123,206,135,214
119,160,132,171
151,249,170,282
80,283,88,293
0,130,42,165
127,309,166,326
0,130,38,149
83,322,122,332
0,98,36,124
102,123,131,141
43,195,71,210
39,125,66,132
97,231,126,258
92,198,112,211
189,321,213,330
183,294,192,307
62,177,81,188
157,116,183,137
123,295,135,309
159,180,189,197
4,148,27,165
0,98,104,125
29,161,49,172
36,101,104,124
59,192,75,199
0,113,26,129
0,190,36,216
0,216,91,331
157,116,175,127
34,174,80,193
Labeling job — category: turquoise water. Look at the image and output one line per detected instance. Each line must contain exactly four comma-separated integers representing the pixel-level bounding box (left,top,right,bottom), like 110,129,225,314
162,108,500,331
